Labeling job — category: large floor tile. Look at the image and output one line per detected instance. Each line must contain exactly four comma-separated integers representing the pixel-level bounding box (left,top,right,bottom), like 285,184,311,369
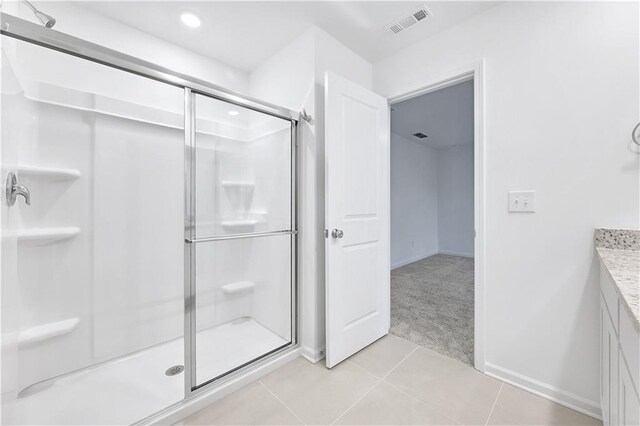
335,381,458,425
487,384,601,425
260,357,378,425
384,346,467,390
386,349,501,425
179,381,302,425
409,367,501,425
348,334,418,378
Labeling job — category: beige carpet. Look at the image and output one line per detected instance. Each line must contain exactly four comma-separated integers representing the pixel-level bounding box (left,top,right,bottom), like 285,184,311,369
390,254,474,365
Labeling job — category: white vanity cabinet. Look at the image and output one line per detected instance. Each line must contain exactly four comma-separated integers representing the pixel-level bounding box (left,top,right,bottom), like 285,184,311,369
600,268,640,426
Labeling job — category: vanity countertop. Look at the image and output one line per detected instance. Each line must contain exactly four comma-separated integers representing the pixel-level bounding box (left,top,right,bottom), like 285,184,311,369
595,228,640,332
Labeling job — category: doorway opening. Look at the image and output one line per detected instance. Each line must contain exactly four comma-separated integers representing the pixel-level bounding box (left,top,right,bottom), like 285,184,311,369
389,78,475,365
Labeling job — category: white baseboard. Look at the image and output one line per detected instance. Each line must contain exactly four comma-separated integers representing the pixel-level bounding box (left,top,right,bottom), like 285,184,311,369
391,249,476,269
144,347,301,425
438,249,474,258
391,250,438,270
484,362,601,421
301,345,325,364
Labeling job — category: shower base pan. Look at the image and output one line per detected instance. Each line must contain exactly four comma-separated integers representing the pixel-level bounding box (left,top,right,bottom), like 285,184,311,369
5,317,288,425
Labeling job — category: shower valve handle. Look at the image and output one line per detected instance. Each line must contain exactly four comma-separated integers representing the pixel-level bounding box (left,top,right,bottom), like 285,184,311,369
5,172,31,206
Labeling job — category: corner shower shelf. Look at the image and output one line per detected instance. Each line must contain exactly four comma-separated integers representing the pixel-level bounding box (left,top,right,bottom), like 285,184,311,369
18,317,79,348
221,181,255,189
221,219,259,229
17,227,80,244
222,281,255,294
17,165,81,181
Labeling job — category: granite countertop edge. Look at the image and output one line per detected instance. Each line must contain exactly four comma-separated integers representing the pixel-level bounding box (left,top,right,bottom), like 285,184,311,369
595,229,640,333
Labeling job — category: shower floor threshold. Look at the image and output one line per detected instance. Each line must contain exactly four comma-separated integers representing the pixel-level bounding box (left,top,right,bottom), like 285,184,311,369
5,317,288,425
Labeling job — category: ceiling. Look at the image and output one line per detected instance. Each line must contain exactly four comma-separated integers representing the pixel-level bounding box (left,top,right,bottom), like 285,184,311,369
391,80,474,149
78,1,497,72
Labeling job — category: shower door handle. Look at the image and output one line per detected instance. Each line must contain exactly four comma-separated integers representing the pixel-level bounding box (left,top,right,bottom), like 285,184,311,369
331,229,344,239
5,172,31,206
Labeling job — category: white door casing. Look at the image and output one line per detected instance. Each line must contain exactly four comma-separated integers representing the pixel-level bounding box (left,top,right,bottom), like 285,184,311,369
324,72,390,368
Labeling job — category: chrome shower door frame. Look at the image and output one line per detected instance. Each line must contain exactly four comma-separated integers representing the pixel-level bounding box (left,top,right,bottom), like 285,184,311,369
1,11,299,404
182,91,299,396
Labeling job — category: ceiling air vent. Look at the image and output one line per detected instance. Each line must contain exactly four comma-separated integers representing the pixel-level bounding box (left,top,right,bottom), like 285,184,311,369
386,5,432,35
413,132,428,139
388,23,403,34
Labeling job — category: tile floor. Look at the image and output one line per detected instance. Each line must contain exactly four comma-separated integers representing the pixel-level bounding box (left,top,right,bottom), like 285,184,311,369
178,334,601,425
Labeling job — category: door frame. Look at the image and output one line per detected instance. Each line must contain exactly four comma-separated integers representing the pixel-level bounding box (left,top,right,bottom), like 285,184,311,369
387,60,486,372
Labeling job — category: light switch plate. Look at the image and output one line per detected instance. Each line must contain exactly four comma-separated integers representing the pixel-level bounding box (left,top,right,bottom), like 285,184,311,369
508,191,536,213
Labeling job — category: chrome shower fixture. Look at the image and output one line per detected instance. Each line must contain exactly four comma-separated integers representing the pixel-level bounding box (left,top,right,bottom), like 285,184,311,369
22,0,56,28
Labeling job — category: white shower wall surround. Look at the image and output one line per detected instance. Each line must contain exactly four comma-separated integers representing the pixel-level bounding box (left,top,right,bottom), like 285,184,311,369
3,47,188,390
2,32,295,425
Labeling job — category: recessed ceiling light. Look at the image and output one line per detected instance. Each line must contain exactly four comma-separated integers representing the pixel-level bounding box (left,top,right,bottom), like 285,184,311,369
180,12,201,28
228,110,239,116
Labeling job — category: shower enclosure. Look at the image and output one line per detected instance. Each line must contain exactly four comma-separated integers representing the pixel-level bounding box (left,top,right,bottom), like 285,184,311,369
0,12,298,425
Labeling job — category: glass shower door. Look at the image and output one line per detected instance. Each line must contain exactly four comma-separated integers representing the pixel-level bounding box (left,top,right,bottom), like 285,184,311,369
1,36,185,425
187,92,295,389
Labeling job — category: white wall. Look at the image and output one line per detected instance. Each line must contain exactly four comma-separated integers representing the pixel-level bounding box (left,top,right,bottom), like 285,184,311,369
250,26,372,362
375,1,639,417
390,133,438,268
5,1,250,95
437,145,474,257
390,140,473,267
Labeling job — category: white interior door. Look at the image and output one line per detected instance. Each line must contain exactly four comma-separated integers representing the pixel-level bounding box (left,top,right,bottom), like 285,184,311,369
325,72,390,368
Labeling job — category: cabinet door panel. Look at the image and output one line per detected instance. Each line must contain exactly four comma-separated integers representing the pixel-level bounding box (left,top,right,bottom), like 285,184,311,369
601,269,620,333
603,303,610,422
619,361,640,426
602,300,620,425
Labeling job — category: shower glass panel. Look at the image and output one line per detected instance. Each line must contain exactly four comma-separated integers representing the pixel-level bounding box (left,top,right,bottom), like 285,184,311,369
1,37,185,425
191,93,294,388
194,95,293,237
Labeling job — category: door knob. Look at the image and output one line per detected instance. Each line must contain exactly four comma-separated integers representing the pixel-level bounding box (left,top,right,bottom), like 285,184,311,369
5,172,30,206
331,229,344,239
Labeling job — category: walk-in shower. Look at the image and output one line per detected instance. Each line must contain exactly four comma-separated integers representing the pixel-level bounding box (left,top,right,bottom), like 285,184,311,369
0,12,298,425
